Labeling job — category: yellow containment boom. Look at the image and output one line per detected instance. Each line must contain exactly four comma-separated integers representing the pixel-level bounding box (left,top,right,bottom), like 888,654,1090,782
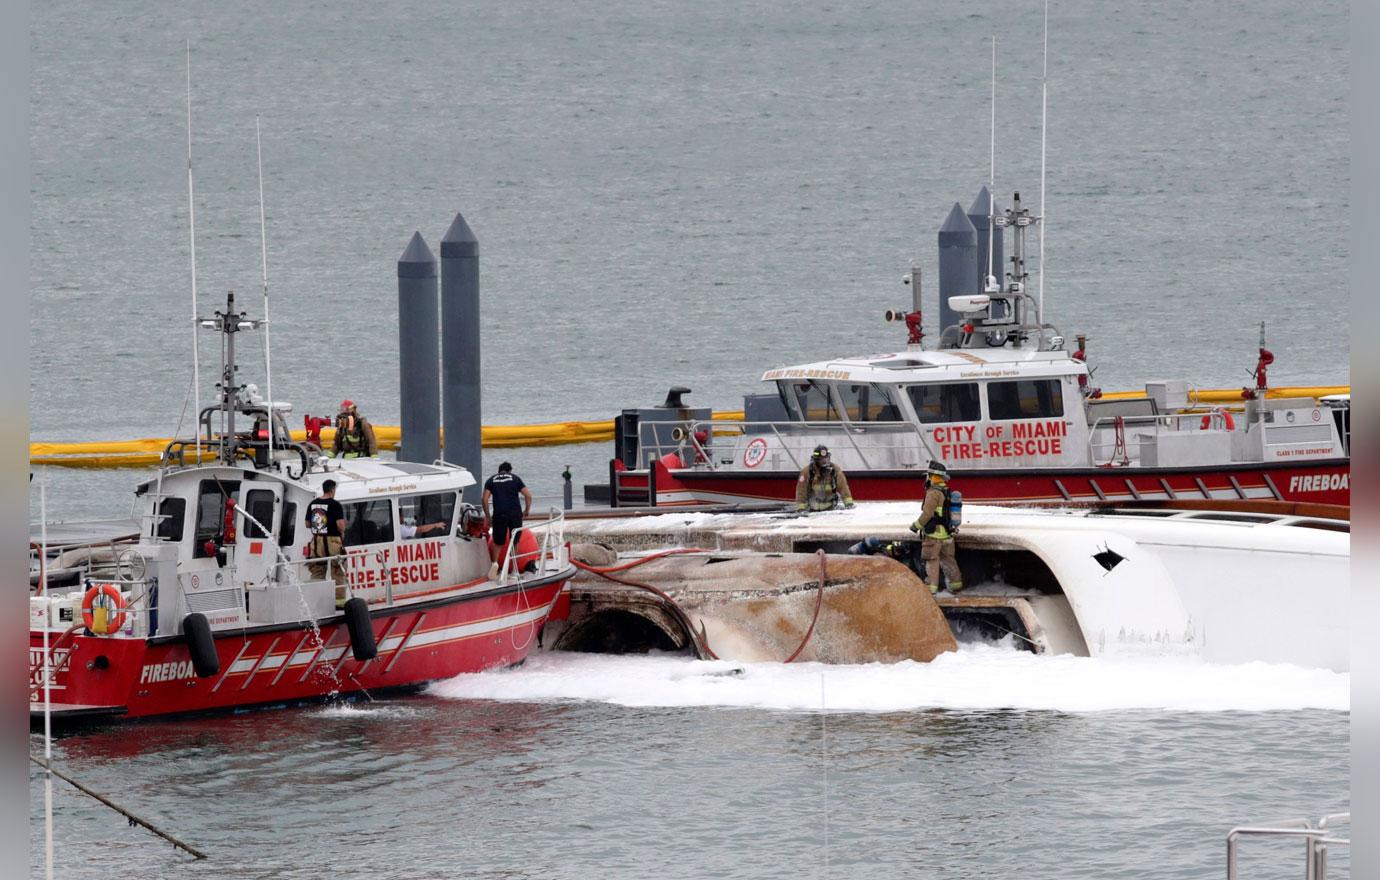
29,385,1349,470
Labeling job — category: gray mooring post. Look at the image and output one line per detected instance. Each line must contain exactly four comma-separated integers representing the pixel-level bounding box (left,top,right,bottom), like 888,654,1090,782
397,232,441,464
937,203,978,343
440,212,482,499
967,186,1004,295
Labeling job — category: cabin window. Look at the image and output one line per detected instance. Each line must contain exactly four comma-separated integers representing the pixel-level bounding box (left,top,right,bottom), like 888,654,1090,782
398,492,457,538
193,479,240,558
836,384,902,422
343,499,394,546
988,379,1065,420
242,489,276,540
280,502,297,550
781,381,838,421
155,497,186,542
906,384,981,423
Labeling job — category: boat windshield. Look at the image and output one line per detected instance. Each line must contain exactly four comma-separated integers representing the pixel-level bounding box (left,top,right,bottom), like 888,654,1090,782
835,383,903,422
779,380,836,421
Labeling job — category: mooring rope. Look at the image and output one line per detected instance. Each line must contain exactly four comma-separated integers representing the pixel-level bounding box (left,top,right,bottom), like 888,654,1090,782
29,755,207,860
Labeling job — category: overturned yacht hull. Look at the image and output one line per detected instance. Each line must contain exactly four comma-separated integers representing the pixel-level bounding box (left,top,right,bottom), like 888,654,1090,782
558,502,1349,671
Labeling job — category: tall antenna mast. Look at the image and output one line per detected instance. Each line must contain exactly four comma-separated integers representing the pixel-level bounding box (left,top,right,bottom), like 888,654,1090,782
1038,0,1049,318
987,35,997,293
186,43,202,461
255,115,275,451
40,475,53,880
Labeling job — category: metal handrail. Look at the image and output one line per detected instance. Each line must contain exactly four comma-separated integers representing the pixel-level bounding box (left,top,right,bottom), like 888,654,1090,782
638,419,939,472
1226,812,1349,879
1086,411,1203,467
495,508,567,584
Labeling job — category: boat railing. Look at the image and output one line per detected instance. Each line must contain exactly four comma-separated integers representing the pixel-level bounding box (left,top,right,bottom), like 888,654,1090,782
1225,812,1348,879
29,535,142,592
638,419,939,472
496,507,568,584
1086,411,1231,467
29,574,158,644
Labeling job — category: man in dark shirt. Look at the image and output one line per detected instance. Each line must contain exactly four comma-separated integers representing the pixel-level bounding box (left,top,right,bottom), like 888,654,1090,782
482,462,532,568
305,479,348,603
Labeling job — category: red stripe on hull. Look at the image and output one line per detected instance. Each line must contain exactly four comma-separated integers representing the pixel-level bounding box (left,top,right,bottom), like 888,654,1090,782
644,460,1350,507
29,578,566,721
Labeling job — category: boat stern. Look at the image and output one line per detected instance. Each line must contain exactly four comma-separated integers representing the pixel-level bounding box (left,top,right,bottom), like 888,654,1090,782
29,629,148,720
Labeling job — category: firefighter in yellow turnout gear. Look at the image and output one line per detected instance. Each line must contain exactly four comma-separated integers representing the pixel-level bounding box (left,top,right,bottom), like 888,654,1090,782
795,445,854,512
333,399,378,458
909,460,963,594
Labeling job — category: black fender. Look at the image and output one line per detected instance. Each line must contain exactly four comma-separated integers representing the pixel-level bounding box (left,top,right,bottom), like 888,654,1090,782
182,613,220,678
343,597,378,661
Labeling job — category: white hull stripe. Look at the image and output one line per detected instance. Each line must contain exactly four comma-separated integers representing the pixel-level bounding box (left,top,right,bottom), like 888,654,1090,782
224,603,553,676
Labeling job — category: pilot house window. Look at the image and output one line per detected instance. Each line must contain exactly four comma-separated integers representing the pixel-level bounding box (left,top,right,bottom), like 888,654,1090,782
193,480,240,558
906,384,981,423
155,497,186,542
344,499,395,546
398,492,457,539
988,379,1065,420
242,489,276,540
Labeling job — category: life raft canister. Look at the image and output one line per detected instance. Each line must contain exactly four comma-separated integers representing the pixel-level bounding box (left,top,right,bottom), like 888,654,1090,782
81,583,126,635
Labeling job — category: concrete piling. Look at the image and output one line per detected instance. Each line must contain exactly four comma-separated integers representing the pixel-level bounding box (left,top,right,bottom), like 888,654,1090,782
937,203,979,342
440,212,482,498
397,232,441,464
967,186,1004,295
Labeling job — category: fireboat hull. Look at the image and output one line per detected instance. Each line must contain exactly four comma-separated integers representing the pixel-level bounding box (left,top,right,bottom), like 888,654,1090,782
28,574,568,722
620,457,1350,508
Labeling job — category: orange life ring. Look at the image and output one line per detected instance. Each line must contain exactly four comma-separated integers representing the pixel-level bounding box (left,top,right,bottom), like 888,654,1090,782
1200,410,1237,431
82,583,126,635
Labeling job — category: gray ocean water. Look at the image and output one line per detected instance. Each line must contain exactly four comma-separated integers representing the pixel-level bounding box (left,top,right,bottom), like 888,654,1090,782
29,1,1349,877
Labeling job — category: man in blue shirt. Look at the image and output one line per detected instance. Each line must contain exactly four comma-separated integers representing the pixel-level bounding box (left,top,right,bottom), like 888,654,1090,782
482,461,533,570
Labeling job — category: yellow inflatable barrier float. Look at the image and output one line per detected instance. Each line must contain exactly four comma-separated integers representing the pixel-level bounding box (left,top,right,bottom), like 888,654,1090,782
28,386,1349,470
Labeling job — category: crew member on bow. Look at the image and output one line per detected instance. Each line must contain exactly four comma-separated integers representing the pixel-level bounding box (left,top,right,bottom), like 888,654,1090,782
483,462,533,575
333,399,378,458
909,460,963,594
795,445,855,512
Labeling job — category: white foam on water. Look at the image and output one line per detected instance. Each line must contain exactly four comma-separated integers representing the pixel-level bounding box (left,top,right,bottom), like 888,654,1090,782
429,644,1349,713
311,701,425,720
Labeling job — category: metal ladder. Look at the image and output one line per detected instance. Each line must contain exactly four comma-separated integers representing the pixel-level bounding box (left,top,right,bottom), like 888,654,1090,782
1226,812,1349,879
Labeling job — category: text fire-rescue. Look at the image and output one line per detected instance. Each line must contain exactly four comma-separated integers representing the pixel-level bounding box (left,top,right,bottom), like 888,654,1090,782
930,420,1069,461
1289,473,1348,493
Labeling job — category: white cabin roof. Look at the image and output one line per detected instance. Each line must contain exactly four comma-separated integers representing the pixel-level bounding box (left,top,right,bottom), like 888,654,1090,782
305,458,476,500
761,347,1087,385
138,458,475,502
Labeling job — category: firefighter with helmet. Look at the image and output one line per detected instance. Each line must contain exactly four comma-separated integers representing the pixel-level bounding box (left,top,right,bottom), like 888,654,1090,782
909,460,964,594
795,445,854,512
333,399,378,458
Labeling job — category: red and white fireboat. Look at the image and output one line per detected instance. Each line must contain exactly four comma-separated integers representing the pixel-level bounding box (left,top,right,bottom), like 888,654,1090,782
609,194,1350,510
29,293,574,722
